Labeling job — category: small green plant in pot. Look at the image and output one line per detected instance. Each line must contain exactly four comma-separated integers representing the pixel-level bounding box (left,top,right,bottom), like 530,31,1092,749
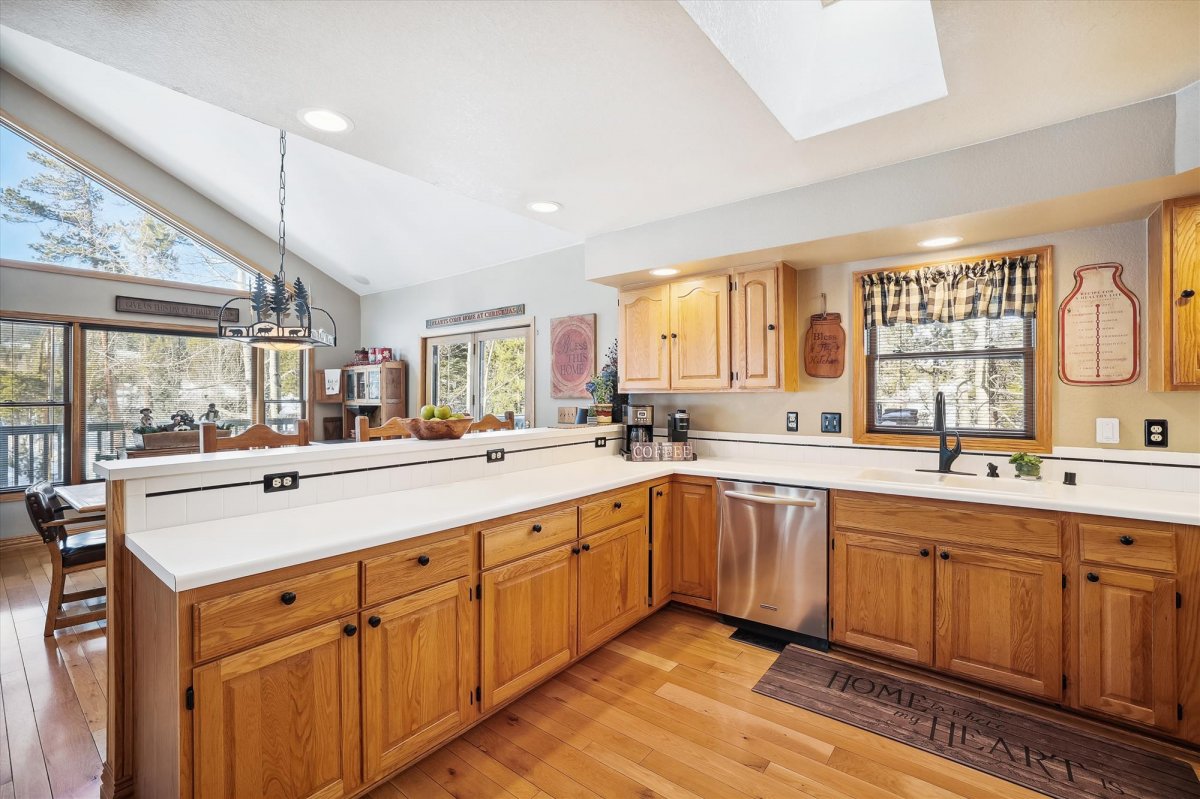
1009,452,1043,480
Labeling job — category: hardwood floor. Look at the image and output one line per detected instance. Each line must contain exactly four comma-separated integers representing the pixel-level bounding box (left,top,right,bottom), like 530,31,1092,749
3,541,1197,799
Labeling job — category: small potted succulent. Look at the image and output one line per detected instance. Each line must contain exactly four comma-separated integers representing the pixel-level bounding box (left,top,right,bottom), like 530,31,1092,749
1009,452,1043,480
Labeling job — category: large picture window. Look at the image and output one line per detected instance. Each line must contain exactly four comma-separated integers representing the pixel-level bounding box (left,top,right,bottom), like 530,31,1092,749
854,247,1052,452
0,119,257,291
1,320,69,489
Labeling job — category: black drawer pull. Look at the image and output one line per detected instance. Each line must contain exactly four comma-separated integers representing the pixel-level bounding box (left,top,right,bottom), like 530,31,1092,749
767,324,776,331
939,551,950,560
582,543,591,552
368,615,382,628
280,591,297,606
571,546,581,555
416,554,431,566
919,548,930,557
613,501,622,510
1119,535,1135,546
531,524,543,533
344,623,358,637
1086,572,1100,583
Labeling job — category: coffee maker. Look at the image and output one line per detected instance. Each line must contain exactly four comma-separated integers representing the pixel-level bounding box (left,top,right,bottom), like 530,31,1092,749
667,409,690,442
623,404,654,452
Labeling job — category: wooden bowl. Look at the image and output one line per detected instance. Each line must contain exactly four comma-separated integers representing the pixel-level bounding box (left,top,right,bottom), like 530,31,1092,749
402,416,474,440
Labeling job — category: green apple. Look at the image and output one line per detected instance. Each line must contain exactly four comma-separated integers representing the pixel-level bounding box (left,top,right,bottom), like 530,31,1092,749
435,405,452,420
420,404,436,420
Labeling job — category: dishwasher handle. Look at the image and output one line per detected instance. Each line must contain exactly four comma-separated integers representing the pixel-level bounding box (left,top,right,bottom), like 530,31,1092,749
723,490,819,508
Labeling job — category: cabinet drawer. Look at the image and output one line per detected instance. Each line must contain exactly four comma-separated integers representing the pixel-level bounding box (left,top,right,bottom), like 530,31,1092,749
1080,523,1177,573
580,487,647,536
194,563,359,662
482,508,577,568
363,534,470,606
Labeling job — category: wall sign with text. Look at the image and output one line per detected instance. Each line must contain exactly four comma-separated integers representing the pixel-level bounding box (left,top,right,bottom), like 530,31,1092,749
550,314,595,398
425,304,524,329
1058,262,1140,386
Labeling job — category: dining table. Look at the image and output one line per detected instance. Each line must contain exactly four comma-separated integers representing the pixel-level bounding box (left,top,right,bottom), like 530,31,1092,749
55,482,107,514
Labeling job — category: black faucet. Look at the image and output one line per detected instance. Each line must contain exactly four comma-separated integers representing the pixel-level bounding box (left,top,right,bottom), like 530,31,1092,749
917,391,971,474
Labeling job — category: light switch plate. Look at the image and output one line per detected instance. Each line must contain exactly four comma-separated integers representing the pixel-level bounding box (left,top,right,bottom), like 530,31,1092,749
1095,418,1120,444
820,412,842,434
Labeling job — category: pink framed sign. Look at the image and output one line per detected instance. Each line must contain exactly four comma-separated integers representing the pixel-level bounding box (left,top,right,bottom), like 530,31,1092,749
550,314,596,398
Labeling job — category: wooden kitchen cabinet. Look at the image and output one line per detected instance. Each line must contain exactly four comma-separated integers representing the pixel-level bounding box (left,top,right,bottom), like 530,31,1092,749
650,482,673,607
1148,194,1200,390
361,578,475,780
935,546,1063,700
578,518,649,652
480,542,577,710
671,478,717,605
1077,566,1177,730
193,617,361,799
617,284,671,392
732,264,798,391
830,531,934,665
670,275,731,390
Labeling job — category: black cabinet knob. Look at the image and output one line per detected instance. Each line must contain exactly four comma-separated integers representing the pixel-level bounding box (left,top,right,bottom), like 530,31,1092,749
939,551,950,560
368,615,382,628
767,324,776,331
417,554,431,566
531,524,543,533
655,490,663,497
670,333,678,339
344,623,358,637
1119,535,1134,546
919,548,930,557
1086,572,1100,583
614,501,622,510
582,543,591,552
660,334,668,340
280,591,297,606
571,546,581,555
1182,289,1196,299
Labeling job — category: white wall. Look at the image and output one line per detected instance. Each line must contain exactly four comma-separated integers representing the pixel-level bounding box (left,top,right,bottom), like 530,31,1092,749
360,246,617,428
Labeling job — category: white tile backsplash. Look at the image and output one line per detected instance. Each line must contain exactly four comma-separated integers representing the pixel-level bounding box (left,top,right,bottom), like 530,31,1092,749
147,494,187,529
222,485,257,518
186,490,224,524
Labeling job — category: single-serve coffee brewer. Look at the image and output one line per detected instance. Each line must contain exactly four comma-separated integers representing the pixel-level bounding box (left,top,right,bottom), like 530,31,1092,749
667,409,690,442
623,404,653,452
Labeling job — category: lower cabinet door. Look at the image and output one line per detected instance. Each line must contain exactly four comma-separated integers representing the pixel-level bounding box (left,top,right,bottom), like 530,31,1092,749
1078,567,1177,730
671,480,716,601
650,482,673,607
193,618,361,799
831,532,934,665
480,542,577,711
578,518,649,652
362,579,476,780
935,546,1063,700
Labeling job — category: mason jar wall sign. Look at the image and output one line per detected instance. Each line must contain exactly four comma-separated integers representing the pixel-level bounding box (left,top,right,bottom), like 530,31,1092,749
1058,262,1140,386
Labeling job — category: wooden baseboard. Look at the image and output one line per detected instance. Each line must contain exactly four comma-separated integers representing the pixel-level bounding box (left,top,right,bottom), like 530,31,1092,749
0,533,40,553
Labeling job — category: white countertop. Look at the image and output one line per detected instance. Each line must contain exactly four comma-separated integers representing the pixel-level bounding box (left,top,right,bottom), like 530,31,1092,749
126,455,1200,592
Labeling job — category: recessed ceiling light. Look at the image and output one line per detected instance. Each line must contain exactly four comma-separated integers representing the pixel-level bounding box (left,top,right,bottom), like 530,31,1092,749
298,108,353,133
650,268,680,277
351,274,371,286
918,236,963,248
526,201,562,214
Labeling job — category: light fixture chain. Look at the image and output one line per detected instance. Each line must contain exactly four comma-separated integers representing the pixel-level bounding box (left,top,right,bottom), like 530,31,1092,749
278,128,287,278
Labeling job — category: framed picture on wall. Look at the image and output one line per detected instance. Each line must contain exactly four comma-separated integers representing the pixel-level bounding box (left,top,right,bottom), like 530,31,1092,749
550,314,596,398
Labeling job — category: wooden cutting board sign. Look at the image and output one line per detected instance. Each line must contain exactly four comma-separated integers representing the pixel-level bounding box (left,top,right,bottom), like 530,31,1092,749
804,313,845,378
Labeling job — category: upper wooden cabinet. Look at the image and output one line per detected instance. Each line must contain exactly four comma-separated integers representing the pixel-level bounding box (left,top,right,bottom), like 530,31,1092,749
1148,195,1200,390
618,285,672,392
618,264,798,393
193,618,361,799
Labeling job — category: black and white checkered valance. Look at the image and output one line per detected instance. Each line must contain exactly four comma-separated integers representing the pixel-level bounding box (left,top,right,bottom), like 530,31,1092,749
861,254,1039,329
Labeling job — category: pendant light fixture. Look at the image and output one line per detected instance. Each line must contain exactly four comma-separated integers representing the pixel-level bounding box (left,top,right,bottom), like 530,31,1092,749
218,129,336,351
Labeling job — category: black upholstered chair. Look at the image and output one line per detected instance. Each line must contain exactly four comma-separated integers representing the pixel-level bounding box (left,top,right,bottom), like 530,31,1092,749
23,481,108,636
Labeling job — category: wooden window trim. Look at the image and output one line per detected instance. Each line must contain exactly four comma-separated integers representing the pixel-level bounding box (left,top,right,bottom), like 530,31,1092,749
851,245,1054,454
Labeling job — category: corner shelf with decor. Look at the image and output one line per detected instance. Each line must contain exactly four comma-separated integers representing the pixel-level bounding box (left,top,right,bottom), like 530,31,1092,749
342,360,408,439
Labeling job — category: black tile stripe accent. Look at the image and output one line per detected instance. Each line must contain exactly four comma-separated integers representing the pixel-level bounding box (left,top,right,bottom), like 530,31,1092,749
144,436,623,498
687,435,1200,470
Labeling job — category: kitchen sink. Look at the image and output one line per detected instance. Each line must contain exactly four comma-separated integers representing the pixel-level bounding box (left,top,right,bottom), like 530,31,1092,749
855,467,1045,495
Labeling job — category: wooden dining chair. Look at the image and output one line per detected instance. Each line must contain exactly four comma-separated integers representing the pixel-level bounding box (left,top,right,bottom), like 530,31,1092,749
23,481,108,637
354,415,411,441
468,411,516,433
199,419,311,452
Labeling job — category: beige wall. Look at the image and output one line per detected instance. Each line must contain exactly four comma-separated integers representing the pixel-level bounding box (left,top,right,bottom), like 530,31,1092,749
0,71,362,539
636,219,1200,452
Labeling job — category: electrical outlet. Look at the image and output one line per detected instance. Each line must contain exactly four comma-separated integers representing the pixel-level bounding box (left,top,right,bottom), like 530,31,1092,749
786,412,799,432
1145,419,1168,448
820,412,842,434
594,436,608,448
263,471,300,493
486,448,505,464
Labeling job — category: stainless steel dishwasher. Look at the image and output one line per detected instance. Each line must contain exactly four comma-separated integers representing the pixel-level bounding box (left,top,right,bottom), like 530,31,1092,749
717,481,828,646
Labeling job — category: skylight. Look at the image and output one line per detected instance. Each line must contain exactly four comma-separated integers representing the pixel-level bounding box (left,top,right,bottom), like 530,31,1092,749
678,0,947,140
